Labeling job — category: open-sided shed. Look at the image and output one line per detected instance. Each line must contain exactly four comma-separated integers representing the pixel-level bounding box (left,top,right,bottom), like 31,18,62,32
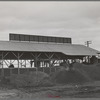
0,40,99,76
0,33,99,76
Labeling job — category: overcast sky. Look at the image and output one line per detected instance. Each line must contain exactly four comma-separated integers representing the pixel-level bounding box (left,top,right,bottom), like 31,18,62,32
0,1,100,50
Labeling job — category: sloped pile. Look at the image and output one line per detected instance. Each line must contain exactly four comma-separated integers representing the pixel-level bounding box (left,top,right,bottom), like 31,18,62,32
51,63,100,84
74,63,100,81
51,69,91,84
10,71,53,87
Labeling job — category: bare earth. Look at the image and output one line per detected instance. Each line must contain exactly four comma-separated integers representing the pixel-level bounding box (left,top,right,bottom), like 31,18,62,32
1,81,100,100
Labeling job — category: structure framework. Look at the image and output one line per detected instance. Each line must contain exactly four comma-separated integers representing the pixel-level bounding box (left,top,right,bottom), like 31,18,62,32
0,50,97,76
0,34,99,76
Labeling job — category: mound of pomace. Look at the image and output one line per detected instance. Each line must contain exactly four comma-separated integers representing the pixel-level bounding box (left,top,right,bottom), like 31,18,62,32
10,71,53,87
51,67,91,84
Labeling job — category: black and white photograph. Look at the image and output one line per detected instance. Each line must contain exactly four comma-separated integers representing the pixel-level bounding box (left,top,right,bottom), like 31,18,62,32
0,1,100,100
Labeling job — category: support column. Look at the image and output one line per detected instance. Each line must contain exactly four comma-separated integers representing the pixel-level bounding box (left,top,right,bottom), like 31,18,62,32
25,59,26,67
1,52,10,76
49,59,52,74
1,52,4,77
10,60,12,76
34,58,37,68
44,53,55,74
21,60,22,68
31,53,41,68
18,53,20,74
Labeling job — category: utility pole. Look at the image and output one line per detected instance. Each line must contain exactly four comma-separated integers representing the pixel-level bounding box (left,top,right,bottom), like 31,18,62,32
85,41,92,63
85,41,92,47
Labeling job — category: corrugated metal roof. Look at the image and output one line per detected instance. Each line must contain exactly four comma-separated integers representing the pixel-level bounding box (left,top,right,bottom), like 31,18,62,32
0,41,99,56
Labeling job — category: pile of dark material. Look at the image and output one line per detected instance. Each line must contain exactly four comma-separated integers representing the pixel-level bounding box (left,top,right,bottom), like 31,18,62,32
10,71,53,87
74,63,100,81
51,63,100,84
4,63,100,87
51,69,91,84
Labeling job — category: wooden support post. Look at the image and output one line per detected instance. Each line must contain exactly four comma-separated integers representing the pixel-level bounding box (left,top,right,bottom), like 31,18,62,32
49,60,52,74
34,55,38,85
20,59,22,68
10,60,12,76
30,60,32,68
34,58,38,85
1,52,4,77
34,58,37,68
44,53,56,74
18,53,20,75
25,60,26,67
24,59,27,73
88,56,90,63
1,52,10,77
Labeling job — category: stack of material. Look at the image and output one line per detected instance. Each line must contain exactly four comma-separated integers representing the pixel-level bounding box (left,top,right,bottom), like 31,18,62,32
74,63,100,81
51,69,91,84
51,62,100,84
10,71,53,87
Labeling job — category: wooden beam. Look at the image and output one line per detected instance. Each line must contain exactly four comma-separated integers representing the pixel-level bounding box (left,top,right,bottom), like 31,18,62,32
30,53,35,58
4,60,9,67
11,60,16,64
36,53,41,59
44,53,54,59
12,52,18,58
19,52,24,58
3,52,9,59
54,53,60,59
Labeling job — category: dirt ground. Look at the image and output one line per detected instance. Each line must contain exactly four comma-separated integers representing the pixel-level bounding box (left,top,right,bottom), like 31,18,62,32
1,81,100,100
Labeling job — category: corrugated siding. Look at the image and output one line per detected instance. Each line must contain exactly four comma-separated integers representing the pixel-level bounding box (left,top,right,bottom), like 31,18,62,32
0,41,99,56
